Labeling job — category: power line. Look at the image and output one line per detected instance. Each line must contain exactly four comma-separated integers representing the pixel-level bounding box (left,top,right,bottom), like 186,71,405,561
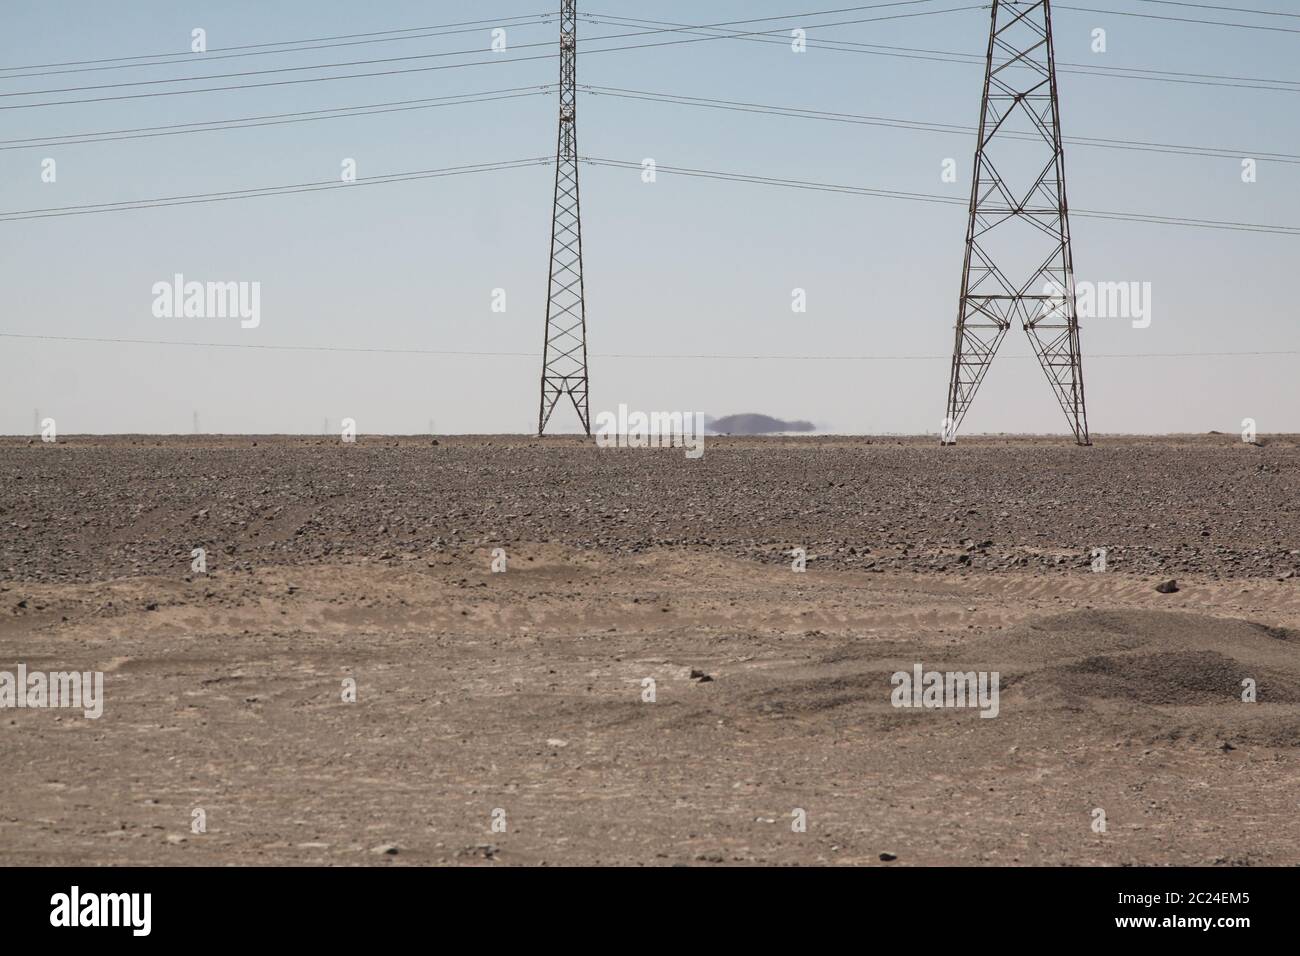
586,10,1300,93
0,332,536,357
1137,0,1300,17
584,84,1300,165
4,151,1296,235
0,86,554,151
0,158,551,222
3,4,980,101
9,75,1294,166
1059,3,1300,34
0,14,549,72
2,331,1296,362
0,38,569,100
0,50,560,112
0,5,989,111
580,157,1300,236
9,3,1299,114
0,0,937,73
7,67,1298,165
0,14,557,78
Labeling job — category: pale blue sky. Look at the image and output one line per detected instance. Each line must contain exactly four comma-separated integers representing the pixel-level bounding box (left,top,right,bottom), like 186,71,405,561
1,0,1297,435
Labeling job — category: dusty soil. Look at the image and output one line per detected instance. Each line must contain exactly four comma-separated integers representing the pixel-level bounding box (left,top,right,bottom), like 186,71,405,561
1,436,1298,865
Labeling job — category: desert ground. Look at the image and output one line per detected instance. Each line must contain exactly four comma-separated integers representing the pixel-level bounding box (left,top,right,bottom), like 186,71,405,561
2,434,1299,865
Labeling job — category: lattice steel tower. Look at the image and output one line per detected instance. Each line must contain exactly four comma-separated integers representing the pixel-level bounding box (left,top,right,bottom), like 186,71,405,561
944,0,1089,446
538,0,590,435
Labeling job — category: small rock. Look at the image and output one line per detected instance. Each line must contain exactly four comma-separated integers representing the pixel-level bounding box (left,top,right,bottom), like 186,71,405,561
879,851,898,862
1155,580,1179,594
371,844,399,856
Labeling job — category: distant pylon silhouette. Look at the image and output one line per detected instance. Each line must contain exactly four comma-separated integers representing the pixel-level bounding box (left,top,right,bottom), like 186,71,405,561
538,0,590,436
944,0,1089,446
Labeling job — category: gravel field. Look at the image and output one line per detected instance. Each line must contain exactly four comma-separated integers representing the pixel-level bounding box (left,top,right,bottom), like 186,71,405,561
2,435,1298,866
2,434,1298,583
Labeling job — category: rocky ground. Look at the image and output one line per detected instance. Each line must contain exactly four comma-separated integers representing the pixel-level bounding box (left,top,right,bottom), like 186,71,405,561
2,434,1298,583
1,435,1298,865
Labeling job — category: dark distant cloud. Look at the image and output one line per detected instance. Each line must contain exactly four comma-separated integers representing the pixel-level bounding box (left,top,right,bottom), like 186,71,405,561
705,413,816,435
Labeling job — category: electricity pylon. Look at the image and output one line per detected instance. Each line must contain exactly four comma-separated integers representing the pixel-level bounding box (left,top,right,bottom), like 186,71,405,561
944,0,1089,446
538,0,590,436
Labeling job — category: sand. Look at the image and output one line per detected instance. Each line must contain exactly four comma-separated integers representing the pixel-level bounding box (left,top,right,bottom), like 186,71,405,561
1,435,1297,865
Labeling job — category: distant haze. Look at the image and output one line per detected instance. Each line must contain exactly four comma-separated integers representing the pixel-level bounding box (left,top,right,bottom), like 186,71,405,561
706,413,816,435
